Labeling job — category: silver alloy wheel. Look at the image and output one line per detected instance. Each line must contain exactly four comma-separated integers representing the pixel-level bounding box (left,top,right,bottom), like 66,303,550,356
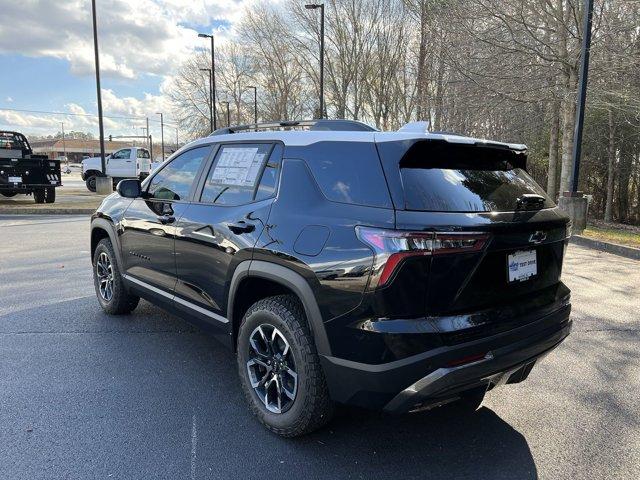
246,324,298,414
96,251,114,302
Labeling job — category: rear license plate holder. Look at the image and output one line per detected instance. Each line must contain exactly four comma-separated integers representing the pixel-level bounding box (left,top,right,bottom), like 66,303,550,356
507,249,537,282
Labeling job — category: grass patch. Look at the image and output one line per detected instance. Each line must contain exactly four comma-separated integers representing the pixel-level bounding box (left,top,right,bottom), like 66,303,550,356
582,226,640,248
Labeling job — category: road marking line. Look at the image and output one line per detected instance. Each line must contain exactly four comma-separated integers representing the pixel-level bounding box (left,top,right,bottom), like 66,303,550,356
190,413,198,480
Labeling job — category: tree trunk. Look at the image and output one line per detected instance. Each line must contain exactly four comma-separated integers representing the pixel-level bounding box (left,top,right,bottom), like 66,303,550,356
559,68,578,194
604,108,616,222
547,99,561,199
433,42,445,131
415,1,428,120
617,143,633,223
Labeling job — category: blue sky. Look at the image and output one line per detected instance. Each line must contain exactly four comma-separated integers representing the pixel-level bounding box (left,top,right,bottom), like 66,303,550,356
0,0,255,138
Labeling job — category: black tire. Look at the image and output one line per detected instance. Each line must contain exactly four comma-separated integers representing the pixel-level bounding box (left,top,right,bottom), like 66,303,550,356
33,189,46,204
45,187,56,204
237,294,334,437
92,238,140,314
1,192,17,197
86,175,97,192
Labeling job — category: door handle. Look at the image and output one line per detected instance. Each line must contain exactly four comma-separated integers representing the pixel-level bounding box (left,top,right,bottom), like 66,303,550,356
227,221,255,234
158,215,175,225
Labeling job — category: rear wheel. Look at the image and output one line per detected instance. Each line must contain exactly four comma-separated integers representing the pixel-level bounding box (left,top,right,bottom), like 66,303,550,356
33,189,46,203
45,187,56,203
92,238,139,314
86,175,97,192
237,295,334,437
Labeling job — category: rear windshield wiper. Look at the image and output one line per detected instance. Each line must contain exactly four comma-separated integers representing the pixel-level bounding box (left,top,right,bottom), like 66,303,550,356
516,194,545,211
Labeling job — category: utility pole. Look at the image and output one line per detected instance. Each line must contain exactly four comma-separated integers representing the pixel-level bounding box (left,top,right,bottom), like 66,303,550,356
305,3,325,118
200,68,214,132
197,33,217,131
246,86,258,125
91,0,106,175
156,112,165,161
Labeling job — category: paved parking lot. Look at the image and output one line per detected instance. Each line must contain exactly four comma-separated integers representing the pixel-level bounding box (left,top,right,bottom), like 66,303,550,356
1,215,638,479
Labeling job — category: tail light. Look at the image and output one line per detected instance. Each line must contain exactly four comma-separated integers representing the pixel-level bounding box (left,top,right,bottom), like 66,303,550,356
356,226,489,288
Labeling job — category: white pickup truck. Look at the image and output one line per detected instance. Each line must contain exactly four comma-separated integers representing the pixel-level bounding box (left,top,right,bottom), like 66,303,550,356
82,147,154,192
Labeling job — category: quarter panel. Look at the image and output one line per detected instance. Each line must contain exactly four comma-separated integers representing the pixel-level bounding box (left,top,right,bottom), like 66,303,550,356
252,158,394,328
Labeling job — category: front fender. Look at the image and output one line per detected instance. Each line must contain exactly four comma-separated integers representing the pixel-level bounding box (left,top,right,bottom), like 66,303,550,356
90,217,123,269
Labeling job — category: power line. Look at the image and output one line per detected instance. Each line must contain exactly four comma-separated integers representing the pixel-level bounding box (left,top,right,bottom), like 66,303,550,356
0,107,178,127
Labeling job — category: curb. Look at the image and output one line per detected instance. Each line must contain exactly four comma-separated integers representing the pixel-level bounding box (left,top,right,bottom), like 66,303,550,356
0,208,95,215
570,235,640,260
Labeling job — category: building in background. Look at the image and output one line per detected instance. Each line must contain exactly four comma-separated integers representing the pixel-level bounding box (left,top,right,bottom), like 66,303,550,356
30,139,130,162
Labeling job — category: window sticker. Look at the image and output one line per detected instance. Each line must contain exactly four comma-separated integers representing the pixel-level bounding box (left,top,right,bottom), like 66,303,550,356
209,147,265,187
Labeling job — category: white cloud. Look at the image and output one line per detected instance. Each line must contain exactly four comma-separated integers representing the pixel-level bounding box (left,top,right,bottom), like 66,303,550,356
0,0,255,80
0,89,178,139
5,97,13,103
0,0,265,138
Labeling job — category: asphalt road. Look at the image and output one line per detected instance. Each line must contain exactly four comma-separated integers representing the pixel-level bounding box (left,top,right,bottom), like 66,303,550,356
1,215,638,480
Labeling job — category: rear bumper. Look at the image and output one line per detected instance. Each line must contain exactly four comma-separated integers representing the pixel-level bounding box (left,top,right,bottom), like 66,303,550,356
0,182,61,190
320,303,571,412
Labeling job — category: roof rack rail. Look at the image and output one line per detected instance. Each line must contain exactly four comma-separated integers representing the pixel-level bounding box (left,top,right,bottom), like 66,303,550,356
210,119,378,136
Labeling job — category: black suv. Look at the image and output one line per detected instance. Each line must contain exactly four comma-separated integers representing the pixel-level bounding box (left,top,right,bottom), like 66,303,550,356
90,119,571,437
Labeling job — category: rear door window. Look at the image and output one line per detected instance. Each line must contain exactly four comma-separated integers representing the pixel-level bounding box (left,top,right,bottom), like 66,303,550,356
200,143,279,205
400,144,553,212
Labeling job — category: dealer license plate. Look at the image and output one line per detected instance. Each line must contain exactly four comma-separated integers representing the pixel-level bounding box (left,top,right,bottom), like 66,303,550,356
508,250,537,282
8,176,22,183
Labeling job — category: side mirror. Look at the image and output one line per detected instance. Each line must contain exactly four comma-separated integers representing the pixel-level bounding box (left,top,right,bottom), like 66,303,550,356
116,179,142,198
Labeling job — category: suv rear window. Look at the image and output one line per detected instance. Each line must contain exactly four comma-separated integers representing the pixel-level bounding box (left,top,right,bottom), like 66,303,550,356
400,143,553,212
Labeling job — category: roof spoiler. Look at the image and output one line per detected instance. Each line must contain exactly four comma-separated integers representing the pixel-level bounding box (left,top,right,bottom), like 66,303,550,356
397,121,527,153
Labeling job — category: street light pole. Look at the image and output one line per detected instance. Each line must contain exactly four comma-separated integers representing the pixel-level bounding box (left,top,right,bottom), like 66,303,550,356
198,33,217,131
221,101,231,127
558,0,594,235
61,122,66,159
156,112,165,161
246,86,258,125
199,68,213,132
305,3,325,119
146,117,151,150
91,0,106,174
570,0,594,193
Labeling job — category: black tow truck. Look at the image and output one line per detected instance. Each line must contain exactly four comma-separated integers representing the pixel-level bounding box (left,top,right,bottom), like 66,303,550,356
0,131,61,203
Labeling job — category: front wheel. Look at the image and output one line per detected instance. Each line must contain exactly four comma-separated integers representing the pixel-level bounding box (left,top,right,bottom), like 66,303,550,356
86,175,97,192
237,295,334,437
1,192,17,198
92,238,140,314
